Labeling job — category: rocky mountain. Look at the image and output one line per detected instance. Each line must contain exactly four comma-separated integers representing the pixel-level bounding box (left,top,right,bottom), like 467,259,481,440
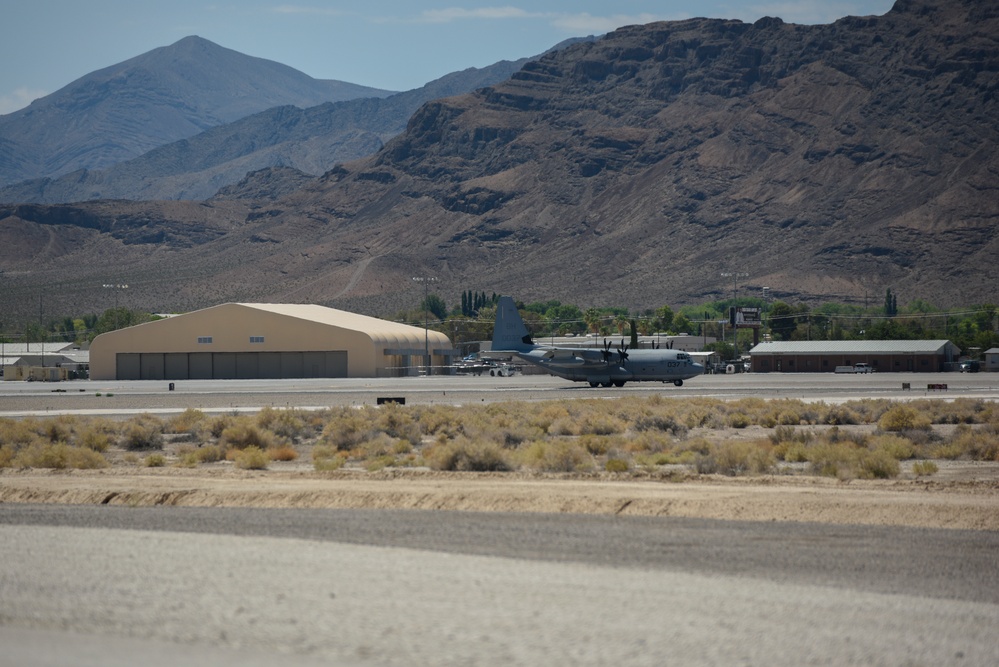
0,55,543,203
0,0,996,323
0,36,393,187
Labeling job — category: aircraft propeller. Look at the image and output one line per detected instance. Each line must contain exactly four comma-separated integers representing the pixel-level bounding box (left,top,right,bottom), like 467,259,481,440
617,339,629,363
601,339,613,363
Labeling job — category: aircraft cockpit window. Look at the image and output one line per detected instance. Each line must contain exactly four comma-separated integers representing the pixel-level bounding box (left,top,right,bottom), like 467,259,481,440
677,353,689,361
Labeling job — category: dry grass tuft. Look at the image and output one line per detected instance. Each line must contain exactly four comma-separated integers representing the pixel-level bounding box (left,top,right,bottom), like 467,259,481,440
2,396,995,477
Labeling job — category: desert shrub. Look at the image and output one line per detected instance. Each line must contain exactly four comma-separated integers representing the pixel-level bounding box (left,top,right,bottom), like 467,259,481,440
268,445,299,462
233,446,269,470
527,403,571,432
0,418,40,447
353,432,402,460
520,440,591,473
844,399,893,424
221,419,281,450
12,442,108,469
256,407,310,441
807,442,862,479
144,453,166,467
933,429,999,461
168,408,208,435
41,417,76,443
635,451,681,467
578,435,613,456
776,411,801,426
547,416,578,436
629,431,675,454
197,444,227,463
673,436,713,457
313,445,348,471
122,415,164,451
930,441,964,460
713,441,775,476
0,444,15,467
858,449,900,479
797,407,821,425
498,424,543,447
824,405,862,425
776,441,809,463
871,434,917,460
683,407,712,430
319,408,377,450
179,444,227,467
826,426,868,447
208,414,237,439
769,425,814,446
576,413,626,436
605,458,630,473
804,441,900,479
426,437,511,472
911,460,939,476
375,403,422,446
929,398,987,425
75,424,113,452
415,405,465,438
727,413,751,429
693,454,717,474
632,413,688,438
878,405,932,432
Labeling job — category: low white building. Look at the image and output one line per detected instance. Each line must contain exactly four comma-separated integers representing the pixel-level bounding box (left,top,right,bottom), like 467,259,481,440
1,342,89,380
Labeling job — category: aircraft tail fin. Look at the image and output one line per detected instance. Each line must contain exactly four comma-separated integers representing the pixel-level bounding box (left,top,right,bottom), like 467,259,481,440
491,296,535,351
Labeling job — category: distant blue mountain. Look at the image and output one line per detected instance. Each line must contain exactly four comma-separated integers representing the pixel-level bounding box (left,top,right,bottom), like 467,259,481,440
0,36,395,186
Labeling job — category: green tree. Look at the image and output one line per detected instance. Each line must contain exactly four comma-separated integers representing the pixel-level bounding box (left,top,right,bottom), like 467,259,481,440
421,294,447,321
767,301,798,341
884,289,898,317
656,305,675,333
704,341,735,361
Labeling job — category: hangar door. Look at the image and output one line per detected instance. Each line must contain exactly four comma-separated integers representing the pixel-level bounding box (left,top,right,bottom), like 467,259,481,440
116,351,348,380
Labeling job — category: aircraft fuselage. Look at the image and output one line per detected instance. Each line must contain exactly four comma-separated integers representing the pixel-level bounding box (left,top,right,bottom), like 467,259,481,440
513,348,704,387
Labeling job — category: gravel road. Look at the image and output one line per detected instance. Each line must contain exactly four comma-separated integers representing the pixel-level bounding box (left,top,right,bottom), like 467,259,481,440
2,505,997,666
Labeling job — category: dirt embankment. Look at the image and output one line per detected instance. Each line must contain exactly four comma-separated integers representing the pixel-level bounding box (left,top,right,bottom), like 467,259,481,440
3,464,998,531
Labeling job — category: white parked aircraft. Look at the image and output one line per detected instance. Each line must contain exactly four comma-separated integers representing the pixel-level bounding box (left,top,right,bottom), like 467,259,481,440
490,296,704,387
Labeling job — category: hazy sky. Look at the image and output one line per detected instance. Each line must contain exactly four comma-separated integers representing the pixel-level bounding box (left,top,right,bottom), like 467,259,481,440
1,1,895,115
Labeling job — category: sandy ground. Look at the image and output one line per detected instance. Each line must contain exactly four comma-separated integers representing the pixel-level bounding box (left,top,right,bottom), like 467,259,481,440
3,459,998,531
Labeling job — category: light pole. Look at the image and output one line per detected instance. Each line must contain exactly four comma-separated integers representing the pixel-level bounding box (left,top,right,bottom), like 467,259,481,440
412,276,437,373
102,283,128,331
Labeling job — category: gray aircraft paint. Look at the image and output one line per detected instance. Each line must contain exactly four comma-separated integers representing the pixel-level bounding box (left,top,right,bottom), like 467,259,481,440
491,296,704,387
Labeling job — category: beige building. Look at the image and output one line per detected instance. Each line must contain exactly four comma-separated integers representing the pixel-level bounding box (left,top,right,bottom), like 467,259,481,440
90,303,454,380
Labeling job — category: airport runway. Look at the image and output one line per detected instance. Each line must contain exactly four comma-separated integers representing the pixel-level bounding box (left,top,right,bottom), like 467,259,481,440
2,505,997,667
1,372,998,416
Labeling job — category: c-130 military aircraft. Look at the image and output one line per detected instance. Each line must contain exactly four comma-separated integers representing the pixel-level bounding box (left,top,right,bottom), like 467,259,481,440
490,296,704,388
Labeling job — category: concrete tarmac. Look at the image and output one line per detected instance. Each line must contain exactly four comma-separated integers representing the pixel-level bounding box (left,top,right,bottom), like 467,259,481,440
1,372,997,417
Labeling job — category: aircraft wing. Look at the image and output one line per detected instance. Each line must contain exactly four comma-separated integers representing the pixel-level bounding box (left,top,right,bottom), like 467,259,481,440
539,347,606,367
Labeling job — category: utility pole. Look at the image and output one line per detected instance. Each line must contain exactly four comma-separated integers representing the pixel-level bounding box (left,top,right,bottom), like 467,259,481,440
721,271,748,354
103,283,129,331
412,276,437,374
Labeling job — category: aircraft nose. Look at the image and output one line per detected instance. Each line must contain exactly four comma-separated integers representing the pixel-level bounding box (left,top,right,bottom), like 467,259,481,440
692,363,705,375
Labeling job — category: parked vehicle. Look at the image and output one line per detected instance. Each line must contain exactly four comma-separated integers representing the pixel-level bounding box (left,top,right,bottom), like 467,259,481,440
835,363,875,373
